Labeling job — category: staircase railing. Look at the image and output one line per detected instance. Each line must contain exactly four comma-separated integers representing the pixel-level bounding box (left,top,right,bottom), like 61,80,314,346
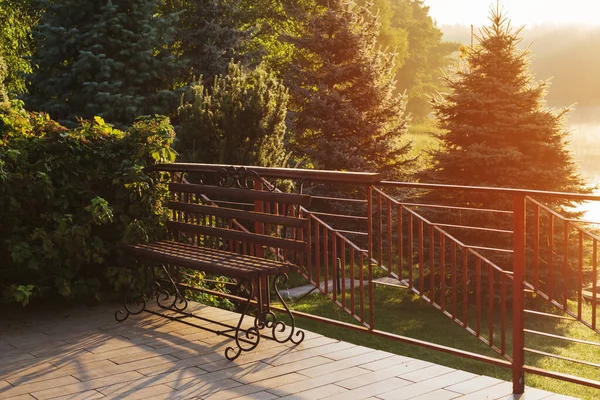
156,163,600,394
370,186,514,362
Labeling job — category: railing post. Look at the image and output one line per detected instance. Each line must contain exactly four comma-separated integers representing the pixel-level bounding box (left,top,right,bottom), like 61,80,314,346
512,194,526,394
367,185,373,262
367,185,374,329
253,180,267,315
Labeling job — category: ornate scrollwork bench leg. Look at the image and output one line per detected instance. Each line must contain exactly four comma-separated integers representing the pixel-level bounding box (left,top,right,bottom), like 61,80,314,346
114,267,304,360
269,274,305,345
225,280,261,360
114,263,155,322
114,263,187,322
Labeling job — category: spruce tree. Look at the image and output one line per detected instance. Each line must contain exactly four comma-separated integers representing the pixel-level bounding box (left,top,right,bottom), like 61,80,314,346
177,62,289,167
287,0,413,180
25,0,179,127
421,7,589,214
161,0,247,85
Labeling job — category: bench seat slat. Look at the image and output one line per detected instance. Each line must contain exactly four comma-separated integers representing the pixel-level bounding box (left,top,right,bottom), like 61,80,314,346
170,182,311,206
167,221,306,253
127,241,295,279
168,201,307,229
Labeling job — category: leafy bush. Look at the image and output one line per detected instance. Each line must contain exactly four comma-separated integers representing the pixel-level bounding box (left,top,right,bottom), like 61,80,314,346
0,55,7,103
0,102,176,305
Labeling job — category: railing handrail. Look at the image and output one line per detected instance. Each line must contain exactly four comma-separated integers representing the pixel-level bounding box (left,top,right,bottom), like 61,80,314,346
155,163,381,184
380,180,600,201
157,162,600,201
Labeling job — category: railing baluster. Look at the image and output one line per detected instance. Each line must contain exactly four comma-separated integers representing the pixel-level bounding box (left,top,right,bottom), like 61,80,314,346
452,242,457,320
440,232,446,312
462,250,468,327
419,220,424,295
315,220,320,289
369,253,375,329
534,204,540,289
398,204,403,280
307,216,312,282
563,220,569,310
549,214,554,301
324,227,329,295
488,264,494,346
332,234,338,301
594,240,597,330
476,257,481,337
378,191,383,267
350,248,355,315
359,253,365,323
387,198,393,276
342,240,347,308
408,214,414,288
501,274,507,355
429,224,435,303
578,230,583,320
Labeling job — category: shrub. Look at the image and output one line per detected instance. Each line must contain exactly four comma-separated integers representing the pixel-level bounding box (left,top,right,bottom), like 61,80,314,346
0,103,176,305
177,61,290,167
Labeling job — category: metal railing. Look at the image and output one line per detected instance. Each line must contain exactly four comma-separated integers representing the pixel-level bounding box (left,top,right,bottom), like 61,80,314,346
156,163,600,394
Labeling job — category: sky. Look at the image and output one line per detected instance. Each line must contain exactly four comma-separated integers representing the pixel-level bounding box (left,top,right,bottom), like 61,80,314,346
423,1,600,27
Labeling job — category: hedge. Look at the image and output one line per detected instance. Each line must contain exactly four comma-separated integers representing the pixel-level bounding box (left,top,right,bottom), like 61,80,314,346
0,101,175,305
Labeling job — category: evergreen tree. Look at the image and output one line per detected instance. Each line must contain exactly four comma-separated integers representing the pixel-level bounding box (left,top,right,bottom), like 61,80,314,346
421,7,589,218
287,0,413,180
25,0,179,127
177,62,289,167
161,0,247,85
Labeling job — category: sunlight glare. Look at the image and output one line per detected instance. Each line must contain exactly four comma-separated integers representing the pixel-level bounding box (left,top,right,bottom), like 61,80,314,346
424,0,600,27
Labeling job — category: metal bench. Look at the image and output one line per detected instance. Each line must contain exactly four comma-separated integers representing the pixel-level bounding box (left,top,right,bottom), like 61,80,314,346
115,167,309,360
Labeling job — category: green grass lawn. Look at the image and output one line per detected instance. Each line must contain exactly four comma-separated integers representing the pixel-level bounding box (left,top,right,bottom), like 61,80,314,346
286,286,600,399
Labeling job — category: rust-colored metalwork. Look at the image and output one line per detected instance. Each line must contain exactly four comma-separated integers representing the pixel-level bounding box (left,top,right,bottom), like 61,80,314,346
116,166,308,360
136,164,600,393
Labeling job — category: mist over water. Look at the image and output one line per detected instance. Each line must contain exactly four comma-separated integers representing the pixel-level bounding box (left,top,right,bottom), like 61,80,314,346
569,113,600,222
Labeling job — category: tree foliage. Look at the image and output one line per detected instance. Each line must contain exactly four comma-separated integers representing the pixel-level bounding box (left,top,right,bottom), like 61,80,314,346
235,0,312,76
161,0,248,84
287,0,413,180
0,0,39,96
25,0,179,127
359,0,457,120
177,62,290,167
0,102,175,305
0,55,7,104
423,8,588,204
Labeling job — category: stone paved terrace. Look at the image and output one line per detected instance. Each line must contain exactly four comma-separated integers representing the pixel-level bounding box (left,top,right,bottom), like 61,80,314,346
0,301,577,400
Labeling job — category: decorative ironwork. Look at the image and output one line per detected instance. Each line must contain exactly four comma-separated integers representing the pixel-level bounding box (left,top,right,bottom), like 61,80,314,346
156,265,189,311
212,166,277,191
271,274,305,344
225,280,261,360
114,264,305,360
114,295,146,322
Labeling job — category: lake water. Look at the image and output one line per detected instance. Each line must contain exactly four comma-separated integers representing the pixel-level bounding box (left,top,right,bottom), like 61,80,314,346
569,120,600,223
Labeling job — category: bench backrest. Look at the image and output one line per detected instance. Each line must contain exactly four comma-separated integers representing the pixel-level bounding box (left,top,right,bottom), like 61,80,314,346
167,179,311,260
